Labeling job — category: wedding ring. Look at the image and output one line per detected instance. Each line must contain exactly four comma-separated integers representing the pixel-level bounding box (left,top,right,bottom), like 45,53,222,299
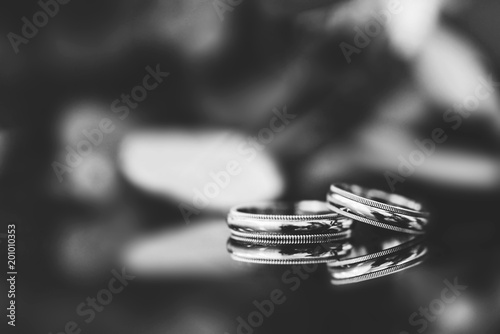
328,233,427,285
327,184,429,234
227,238,352,265
327,234,425,267
329,240,427,285
227,200,353,244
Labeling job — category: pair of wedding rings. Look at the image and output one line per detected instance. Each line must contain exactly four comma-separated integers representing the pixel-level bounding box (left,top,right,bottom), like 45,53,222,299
226,183,430,284
227,183,429,242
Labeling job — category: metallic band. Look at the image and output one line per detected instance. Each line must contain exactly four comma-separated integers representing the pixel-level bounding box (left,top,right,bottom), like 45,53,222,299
330,184,429,216
327,184,429,234
227,238,352,265
227,200,353,243
327,234,425,267
229,229,352,245
329,241,427,285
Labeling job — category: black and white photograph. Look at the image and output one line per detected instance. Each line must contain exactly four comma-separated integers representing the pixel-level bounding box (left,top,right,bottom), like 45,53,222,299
1,0,500,333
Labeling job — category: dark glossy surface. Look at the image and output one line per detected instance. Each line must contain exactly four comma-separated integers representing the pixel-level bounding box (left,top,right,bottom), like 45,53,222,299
227,226,427,283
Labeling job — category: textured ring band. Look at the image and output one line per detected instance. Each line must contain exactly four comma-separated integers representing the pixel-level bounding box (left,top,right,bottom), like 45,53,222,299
330,184,429,217
229,229,352,245
327,184,429,234
227,200,353,243
327,234,425,267
227,238,352,264
329,242,428,285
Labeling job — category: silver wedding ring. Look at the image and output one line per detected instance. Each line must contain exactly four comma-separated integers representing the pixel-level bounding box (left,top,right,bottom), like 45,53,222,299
227,239,352,265
327,183,429,234
327,234,427,285
227,200,354,244
329,241,427,285
225,184,430,282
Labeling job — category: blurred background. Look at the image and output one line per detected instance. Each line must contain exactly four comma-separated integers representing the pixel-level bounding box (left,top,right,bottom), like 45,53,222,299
1,0,500,333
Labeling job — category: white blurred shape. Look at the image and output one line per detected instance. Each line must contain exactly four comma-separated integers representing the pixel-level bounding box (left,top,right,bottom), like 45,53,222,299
58,100,112,146
325,0,383,29
439,298,476,332
123,220,251,277
67,153,119,200
415,27,500,120
53,99,125,201
413,150,500,188
355,122,500,189
387,0,443,58
119,129,283,210
357,116,424,160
